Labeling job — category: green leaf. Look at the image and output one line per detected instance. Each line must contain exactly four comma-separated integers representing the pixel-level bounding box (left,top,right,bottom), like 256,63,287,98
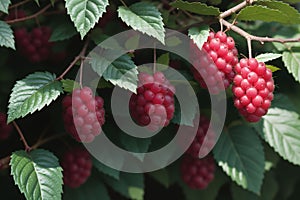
213,125,265,195
188,26,210,50
65,0,109,39
254,108,300,166
0,21,15,49
170,0,220,16
50,0,56,6
148,168,170,188
255,53,282,63
265,65,281,72
282,0,300,3
102,173,144,199
64,173,110,200
10,149,63,200
125,33,140,50
118,2,165,44
256,0,300,24
90,54,138,93
0,0,10,13
61,79,80,93
282,51,300,83
165,36,181,47
237,5,292,24
50,20,77,42
7,72,63,123
231,171,278,200
93,157,120,180
90,30,122,49
157,53,169,66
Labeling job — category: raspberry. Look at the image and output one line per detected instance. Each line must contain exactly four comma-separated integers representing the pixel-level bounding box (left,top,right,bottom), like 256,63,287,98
14,26,53,63
0,112,13,140
232,58,274,122
62,87,105,143
180,154,215,190
61,147,92,188
185,116,215,158
191,31,238,94
129,72,175,132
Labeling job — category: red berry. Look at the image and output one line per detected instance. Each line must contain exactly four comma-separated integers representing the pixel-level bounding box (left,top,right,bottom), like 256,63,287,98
233,58,274,122
0,112,13,140
180,155,215,190
191,31,238,94
62,87,105,143
129,72,175,132
61,147,92,188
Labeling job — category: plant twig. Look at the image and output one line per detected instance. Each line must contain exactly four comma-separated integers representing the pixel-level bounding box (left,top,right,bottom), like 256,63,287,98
31,133,67,149
220,0,255,19
0,156,10,170
6,4,52,24
12,121,31,152
220,19,300,44
57,38,90,81
9,0,31,9
247,38,252,58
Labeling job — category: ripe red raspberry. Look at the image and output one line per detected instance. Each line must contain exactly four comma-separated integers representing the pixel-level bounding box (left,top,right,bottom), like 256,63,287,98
191,31,238,94
14,26,53,63
180,154,215,190
0,112,13,140
129,72,175,132
61,147,92,188
232,58,274,122
185,116,215,158
62,87,105,143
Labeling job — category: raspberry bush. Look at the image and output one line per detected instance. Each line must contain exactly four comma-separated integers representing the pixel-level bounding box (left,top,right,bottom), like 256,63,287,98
1,0,300,200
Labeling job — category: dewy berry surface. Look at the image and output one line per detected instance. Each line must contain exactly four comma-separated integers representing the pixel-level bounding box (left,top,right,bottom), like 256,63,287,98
14,26,53,63
61,147,92,188
232,58,274,122
180,154,215,190
191,31,238,94
129,72,175,132
0,112,13,140
62,87,105,143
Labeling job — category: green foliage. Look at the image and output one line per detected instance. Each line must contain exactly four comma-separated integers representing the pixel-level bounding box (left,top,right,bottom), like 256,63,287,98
65,0,109,39
282,51,300,83
90,53,138,93
254,107,300,166
10,149,63,200
0,0,10,14
64,173,110,200
7,72,63,123
61,79,80,93
170,0,220,16
93,158,120,180
102,173,144,200
255,53,282,63
148,168,170,188
50,19,77,42
213,125,265,195
265,65,281,73
118,2,165,44
188,26,210,50
0,21,15,49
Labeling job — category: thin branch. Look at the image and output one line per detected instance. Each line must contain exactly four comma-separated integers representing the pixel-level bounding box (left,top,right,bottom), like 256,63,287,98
56,38,90,80
6,4,52,24
31,133,67,149
221,19,300,44
247,38,252,58
12,121,31,152
220,0,255,19
0,156,10,170
9,0,31,9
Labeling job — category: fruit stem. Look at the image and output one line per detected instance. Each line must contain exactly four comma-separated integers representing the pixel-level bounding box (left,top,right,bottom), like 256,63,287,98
9,0,31,9
119,0,128,7
219,0,255,19
247,38,252,58
57,38,90,81
31,133,67,149
12,121,31,152
6,3,52,24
